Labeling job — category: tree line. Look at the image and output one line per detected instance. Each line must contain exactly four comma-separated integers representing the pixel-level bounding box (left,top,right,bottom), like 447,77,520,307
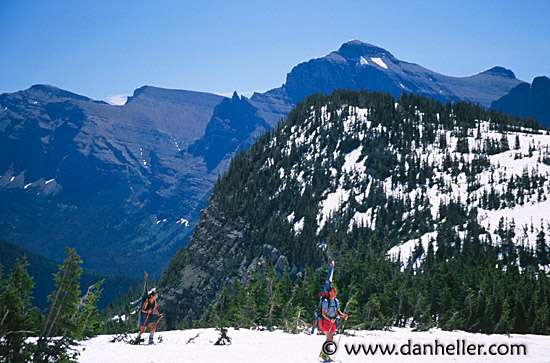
200,226,550,336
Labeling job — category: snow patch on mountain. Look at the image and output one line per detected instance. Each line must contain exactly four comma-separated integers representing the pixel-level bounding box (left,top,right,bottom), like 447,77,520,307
318,186,350,233
177,218,189,226
371,57,388,69
294,217,304,234
343,147,366,174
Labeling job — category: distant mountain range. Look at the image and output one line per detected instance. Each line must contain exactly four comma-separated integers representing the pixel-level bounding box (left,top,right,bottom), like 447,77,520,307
283,40,523,107
0,85,223,275
0,40,546,277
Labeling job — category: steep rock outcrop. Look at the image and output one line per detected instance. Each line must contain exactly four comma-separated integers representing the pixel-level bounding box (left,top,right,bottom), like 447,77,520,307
160,199,290,326
188,92,269,171
491,76,550,127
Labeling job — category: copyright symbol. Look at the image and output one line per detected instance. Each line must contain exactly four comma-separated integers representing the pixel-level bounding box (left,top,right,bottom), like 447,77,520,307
322,341,337,356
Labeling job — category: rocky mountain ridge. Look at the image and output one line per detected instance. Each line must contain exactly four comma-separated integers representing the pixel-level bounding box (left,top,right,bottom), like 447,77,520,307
0,40,545,277
0,85,224,274
283,40,523,107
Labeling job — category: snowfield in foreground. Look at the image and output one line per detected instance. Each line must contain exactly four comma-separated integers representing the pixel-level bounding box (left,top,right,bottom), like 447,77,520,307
77,327,550,363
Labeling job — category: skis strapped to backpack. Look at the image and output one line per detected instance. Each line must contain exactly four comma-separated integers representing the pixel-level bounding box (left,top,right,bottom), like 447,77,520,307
136,271,149,329
311,261,334,334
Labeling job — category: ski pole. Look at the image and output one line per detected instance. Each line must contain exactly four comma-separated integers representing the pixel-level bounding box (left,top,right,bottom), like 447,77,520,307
155,314,164,325
337,319,346,346
142,312,150,327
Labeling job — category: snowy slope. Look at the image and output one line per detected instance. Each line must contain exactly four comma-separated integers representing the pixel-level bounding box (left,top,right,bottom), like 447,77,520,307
388,122,550,265
271,100,550,267
273,101,550,266
77,327,550,363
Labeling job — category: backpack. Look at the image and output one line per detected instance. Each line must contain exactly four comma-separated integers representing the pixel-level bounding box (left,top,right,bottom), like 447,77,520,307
314,292,338,330
318,297,338,320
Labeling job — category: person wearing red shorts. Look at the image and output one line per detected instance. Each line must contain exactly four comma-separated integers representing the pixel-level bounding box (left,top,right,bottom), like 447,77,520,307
138,291,163,344
321,287,348,342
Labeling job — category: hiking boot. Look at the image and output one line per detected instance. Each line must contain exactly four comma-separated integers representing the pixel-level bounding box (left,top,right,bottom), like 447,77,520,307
319,351,333,362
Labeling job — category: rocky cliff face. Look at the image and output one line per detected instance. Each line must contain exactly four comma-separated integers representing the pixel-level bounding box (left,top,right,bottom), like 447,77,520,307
123,86,225,146
159,199,291,327
188,92,270,172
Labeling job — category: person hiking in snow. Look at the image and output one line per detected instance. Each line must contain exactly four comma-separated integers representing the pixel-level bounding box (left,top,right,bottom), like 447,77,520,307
138,291,163,344
320,287,348,341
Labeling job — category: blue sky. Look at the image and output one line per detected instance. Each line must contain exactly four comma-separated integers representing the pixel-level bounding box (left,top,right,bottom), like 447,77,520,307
1,0,549,103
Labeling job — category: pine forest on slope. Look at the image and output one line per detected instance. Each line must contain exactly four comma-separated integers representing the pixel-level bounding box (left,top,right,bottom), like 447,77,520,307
159,90,550,335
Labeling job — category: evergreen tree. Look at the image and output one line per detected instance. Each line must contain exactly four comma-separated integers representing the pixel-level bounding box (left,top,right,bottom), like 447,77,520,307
515,135,521,150
214,325,232,345
494,297,515,335
500,132,510,152
0,257,41,362
34,248,103,362
536,225,549,265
